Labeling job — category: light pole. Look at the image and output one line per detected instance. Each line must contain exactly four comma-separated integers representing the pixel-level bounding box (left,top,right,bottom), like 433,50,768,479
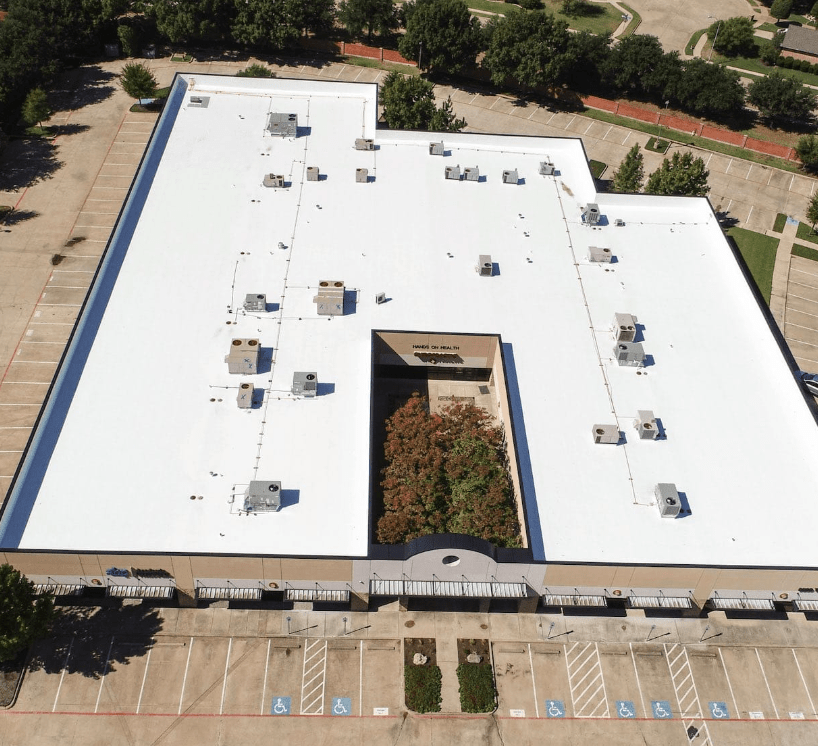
709,21,722,62
286,615,291,635
418,41,423,72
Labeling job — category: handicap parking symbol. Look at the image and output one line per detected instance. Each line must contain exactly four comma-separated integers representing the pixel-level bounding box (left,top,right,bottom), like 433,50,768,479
332,697,352,716
270,696,291,715
545,699,565,718
617,700,636,718
651,700,673,719
709,701,729,719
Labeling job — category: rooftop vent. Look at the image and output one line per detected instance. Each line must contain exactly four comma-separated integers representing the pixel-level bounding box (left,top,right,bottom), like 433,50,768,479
355,138,375,150
502,169,519,185
613,313,637,342
445,165,461,181
635,410,658,440
539,161,555,176
429,142,444,156
244,293,266,312
313,280,345,316
306,166,320,182
188,96,210,108
592,424,619,444
375,292,387,305
355,168,368,183
225,339,260,375
476,255,493,276
615,218,625,227
292,371,318,397
583,203,601,226
266,112,297,137
588,246,612,263
244,481,281,512
237,383,253,409
655,483,681,518
263,174,286,188
614,341,644,367
464,166,479,182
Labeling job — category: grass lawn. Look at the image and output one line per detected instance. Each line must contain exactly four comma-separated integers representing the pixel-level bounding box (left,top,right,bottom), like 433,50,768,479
792,243,818,261
773,212,787,232
589,159,607,178
685,29,706,56
23,125,53,137
619,3,641,36
465,0,621,34
725,227,779,304
710,39,818,88
645,136,669,153
796,221,818,245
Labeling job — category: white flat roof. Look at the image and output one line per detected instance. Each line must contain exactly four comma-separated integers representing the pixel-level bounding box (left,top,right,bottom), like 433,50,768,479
4,75,818,566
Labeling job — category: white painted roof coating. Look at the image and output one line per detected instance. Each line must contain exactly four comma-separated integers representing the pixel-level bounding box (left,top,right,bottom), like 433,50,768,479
6,75,818,566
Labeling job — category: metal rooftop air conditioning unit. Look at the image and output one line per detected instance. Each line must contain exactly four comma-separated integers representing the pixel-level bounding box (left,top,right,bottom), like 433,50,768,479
502,169,519,184
592,424,619,444
634,410,658,440
655,483,681,518
588,246,612,263
445,165,461,181
355,168,368,183
188,96,210,108
355,138,375,150
266,112,298,137
583,203,601,225
429,141,444,155
613,313,637,342
263,174,286,188
375,292,386,305
313,280,345,315
225,339,260,374
464,166,480,182
292,371,318,397
244,293,266,312
237,382,253,409
244,481,281,512
539,161,555,176
476,255,493,276
306,166,320,182
614,342,644,367
614,218,625,227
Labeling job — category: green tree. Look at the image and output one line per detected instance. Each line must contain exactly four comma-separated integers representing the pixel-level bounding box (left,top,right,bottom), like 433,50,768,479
707,16,755,57
645,151,710,197
759,39,782,66
748,70,817,125
482,9,573,90
796,133,818,171
566,30,611,85
807,191,818,230
812,1,818,24
236,63,274,78
117,22,141,56
561,0,592,17
21,87,50,128
611,144,644,193
380,71,466,130
641,50,683,99
673,59,744,118
398,0,482,74
770,0,793,20
0,564,55,662
150,0,235,44
338,0,398,41
119,62,157,100
230,0,335,50
603,34,665,92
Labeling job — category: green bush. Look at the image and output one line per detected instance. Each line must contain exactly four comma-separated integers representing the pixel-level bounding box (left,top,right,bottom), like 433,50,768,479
800,59,813,72
457,663,496,713
779,55,793,68
517,0,543,8
405,665,442,713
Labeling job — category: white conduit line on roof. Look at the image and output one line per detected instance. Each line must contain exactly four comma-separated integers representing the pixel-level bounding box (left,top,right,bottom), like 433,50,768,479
551,180,640,506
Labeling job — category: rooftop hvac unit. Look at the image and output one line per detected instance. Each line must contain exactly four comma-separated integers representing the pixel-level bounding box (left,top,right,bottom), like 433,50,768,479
614,341,644,367
655,483,681,518
237,383,253,409
306,166,320,182
188,96,210,108
476,255,493,276
445,165,461,181
613,313,637,342
244,481,281,512
502,169,519,184
263,173,286,188
292,371,318,397
355,138,375,150
539,161,555,176
614,218,625,227
464,166,480,182
592,424,619,444
583,203,601,225
375,292,386,304
429,141,444,156
588,246,612,263
634,410,658,440
355,168,368,183
244,293,266,312
266,112,297,137
313,280,345,315
225,338,260,374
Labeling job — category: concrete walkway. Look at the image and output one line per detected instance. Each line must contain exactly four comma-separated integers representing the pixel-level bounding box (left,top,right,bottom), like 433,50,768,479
770,219,797,325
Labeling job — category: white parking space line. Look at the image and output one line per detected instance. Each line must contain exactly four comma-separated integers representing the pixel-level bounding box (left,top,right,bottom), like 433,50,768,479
95,637,115,713
718,648,740,718
623,131,630,145
584,122,594,134
755,648,779,719
260,639,271,715
528,644,540,718
52,637,74,712
359,643,363,716
178,637,194,715
726,159,732,175
566,115,576,129
791,649,817,718
136,645,152,714
219,637,232,715
747,205,754,224
629,643,647,717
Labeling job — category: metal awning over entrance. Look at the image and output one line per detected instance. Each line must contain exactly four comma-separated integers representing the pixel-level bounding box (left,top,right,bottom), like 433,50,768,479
370,579,527,598
710,597,775,611
286,589,350,602
33,584,84,596
107,585,176,599
628,595,693,609
542,594,607,607
197,587,262,601
793,598,818,611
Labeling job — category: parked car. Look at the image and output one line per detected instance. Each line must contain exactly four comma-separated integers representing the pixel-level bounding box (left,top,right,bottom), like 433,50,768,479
797,371,818,396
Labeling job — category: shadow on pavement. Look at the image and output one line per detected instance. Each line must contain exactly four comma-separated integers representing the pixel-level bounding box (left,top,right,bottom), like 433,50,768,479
49,67,117,113
0,139,62,191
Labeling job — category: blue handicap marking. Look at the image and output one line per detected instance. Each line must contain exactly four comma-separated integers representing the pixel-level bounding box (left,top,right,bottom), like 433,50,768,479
709,701,730,719
651,700,673,719
332,697,352,716
270,696,291,715
616,700,636,718
545,699,565,718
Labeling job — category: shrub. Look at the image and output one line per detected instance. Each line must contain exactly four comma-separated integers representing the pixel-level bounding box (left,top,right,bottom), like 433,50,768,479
236,63,274,78
457,663,496,713
779,55,794,68
518,0,543,7
405,665,442,713
800,59,813,72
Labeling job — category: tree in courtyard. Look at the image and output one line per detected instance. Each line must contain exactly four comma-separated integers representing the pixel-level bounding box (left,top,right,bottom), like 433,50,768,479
482,9,574,90
611,144,644,193
21,87,50,129
561,0,593,17
645,151,710,197
338,0,398,42
748,70,817,125
398,0,482,75
380,71,466,131
706,16,755,57
150,0,235,44
230,0,335,51
812,1,818,25
236,63,275,78
602,34,665,92
673,59,745,118
796,133,818,171
0,564,55,662
566,30,611,86
770,0,793,21
119,62,157,100
807,191,818,231
116,22,141,57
